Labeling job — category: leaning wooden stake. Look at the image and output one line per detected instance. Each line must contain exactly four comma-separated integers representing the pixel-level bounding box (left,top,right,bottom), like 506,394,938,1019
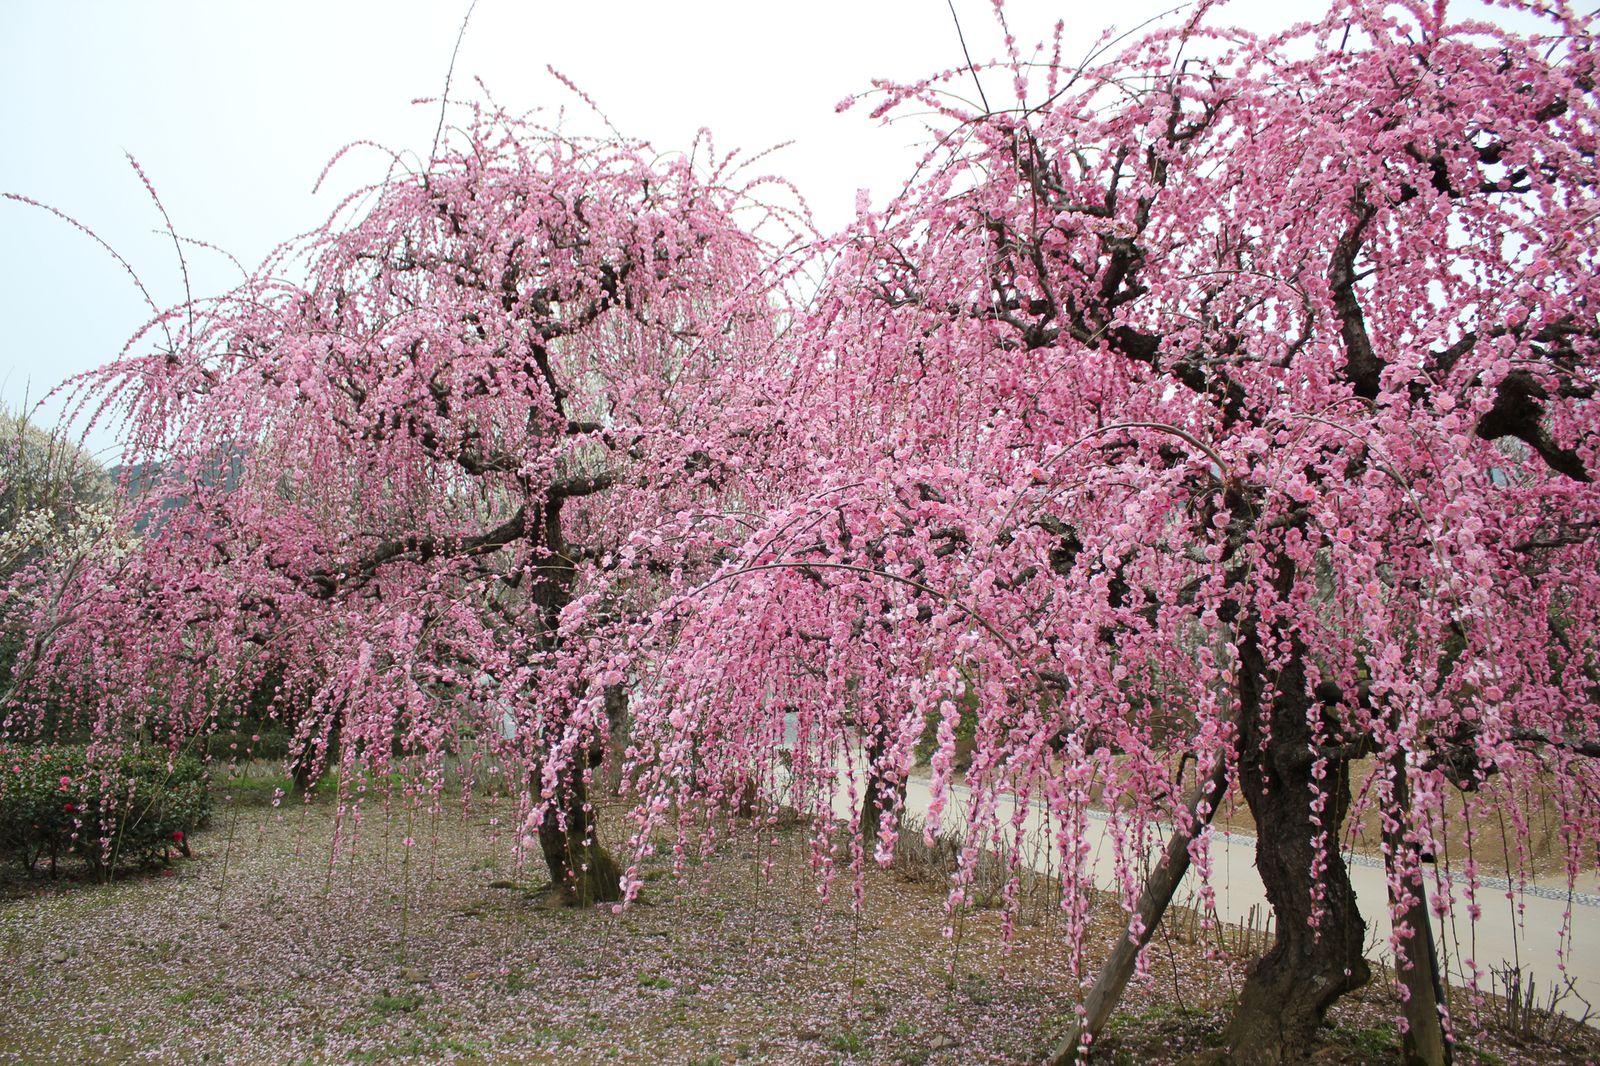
1382,757,1453,1066
1048,754,1231,1065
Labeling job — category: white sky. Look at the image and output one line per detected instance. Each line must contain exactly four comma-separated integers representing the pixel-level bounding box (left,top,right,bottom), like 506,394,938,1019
0,0,1311,462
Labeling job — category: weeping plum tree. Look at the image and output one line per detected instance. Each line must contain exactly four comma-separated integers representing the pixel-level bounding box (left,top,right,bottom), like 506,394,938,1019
11,101,795,905
623,2,1600,1063
7,1,1597,1059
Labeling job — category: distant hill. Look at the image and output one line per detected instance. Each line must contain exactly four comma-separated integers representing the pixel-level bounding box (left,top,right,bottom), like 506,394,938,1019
109,447,244,533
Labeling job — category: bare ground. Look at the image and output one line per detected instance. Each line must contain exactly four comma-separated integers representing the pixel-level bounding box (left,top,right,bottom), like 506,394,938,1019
0,789,1595,1066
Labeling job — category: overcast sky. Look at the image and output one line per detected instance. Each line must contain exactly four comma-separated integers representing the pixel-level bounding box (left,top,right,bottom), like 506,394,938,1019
1,0,1311,461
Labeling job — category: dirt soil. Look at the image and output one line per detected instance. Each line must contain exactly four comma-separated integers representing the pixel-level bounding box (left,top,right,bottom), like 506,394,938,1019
0,790,1595,1066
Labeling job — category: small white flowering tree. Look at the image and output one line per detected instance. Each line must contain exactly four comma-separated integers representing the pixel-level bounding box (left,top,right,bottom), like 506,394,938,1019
0,409,121,716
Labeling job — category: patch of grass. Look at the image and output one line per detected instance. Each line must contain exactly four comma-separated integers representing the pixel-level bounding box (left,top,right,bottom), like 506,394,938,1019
1330,1020,1400,1060
370,990,422,1016
438,1036,485,1057
529,1025,579,1044
352,1033,483,1063
217,772,297,807
141,937,181,963
1096,1001,1230,1060
1108,1001,1212,1029
1457,1042,1506,1066
637,972,674,990
830,1027,867,1054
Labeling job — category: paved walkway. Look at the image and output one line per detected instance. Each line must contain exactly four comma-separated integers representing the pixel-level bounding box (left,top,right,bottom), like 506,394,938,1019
805,763,1598,1021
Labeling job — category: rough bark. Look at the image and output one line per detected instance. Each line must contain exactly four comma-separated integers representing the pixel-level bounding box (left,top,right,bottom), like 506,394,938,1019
604,682,631,796
1224,626,1370,1065
526,498,622,906
536,768,623,907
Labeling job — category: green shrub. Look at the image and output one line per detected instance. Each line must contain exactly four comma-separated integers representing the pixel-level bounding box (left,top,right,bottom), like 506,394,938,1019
914,669,979,766
0,743,210,877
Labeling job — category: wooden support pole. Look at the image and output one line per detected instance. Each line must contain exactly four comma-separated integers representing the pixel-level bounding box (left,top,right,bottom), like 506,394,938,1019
1048,754,1230,1065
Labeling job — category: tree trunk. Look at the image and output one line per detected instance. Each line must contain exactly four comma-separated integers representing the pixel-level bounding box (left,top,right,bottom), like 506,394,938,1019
1224,637,1370,1065
526,500,621,906
859,723,905,842
536,767,623,907
604,682,631,795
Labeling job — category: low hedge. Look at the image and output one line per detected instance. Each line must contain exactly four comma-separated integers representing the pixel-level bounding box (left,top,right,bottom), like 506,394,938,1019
0,743,210,877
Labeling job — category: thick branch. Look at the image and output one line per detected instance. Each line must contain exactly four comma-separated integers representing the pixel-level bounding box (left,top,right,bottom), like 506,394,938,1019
1476,370,1592,483
1328,191,1383,400
308,505,530,598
